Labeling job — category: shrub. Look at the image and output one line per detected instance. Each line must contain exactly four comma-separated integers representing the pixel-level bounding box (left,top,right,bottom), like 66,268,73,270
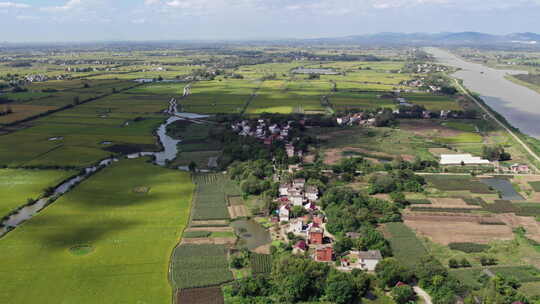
449,242,490,253
480,256,497,266
448,259,459,269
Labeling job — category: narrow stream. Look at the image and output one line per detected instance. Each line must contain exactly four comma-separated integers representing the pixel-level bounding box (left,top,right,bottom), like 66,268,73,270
0,158,118,237
1,87,204,237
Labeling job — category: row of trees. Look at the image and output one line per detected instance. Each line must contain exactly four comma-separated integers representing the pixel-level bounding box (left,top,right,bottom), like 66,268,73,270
228,253,371,304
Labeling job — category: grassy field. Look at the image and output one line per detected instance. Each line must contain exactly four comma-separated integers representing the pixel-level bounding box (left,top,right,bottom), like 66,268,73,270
0,168,75,217
0,159,194,303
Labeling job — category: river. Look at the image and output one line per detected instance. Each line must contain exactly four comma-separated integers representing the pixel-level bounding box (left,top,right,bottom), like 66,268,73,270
1,92,205,237
426,47,540,138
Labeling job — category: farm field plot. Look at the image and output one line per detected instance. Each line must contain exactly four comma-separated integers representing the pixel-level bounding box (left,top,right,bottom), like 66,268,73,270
182,79,259,114
385,222,428,268
0,168,75,217
329,91,396,110
401,93,462,111
246,80,329,114
192,174,241,220
0,159,194,304
171,244,234,289
424,175,494,193
0,80,137,124
0,98,166,167
176,287,225,304
403,213,514,245
250,253,272,274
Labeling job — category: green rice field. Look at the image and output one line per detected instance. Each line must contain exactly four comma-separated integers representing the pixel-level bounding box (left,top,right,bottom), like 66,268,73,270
0,168,75,217
0,159,194,303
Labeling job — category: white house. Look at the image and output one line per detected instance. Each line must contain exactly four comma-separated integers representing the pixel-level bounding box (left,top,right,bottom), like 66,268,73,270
279,205,290,222
340,250,382,272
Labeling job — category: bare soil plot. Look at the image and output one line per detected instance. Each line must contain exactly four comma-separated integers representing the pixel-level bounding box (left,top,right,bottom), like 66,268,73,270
228,205,249,219
252,244,271,254
323,147,397,165
176,287,224,304
403,213,514,245
428,197,483,209
497,213,540,243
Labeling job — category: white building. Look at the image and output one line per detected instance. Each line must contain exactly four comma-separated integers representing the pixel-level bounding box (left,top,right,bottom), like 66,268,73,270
440,154,490,165
340,250,382,272
279,205,290,222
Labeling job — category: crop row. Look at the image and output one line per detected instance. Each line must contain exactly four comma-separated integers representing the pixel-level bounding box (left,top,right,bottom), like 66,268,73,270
171,244,234,289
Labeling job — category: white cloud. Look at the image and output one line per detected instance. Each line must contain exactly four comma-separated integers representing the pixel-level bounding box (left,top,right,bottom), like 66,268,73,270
42,0,83,12
0,2,30,9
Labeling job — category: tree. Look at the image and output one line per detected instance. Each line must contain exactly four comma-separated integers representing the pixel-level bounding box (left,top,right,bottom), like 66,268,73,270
391,285,416,304
73,96,80,105
375,258,410,287
333,238,353,256
271,255,330,302
448,258,459,268
324,271,358,304
188,161,197,173
460,258,471,268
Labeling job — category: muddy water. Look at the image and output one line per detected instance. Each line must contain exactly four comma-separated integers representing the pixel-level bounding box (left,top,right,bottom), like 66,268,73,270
426,47,540,138
230,219,272,250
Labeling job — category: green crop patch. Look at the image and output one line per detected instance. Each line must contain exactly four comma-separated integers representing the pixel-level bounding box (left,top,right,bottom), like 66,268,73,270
425,175,493,193
385,222,428,268
171,244,234,289
250,253,272,274
184,231,212,238
529,182,540,192
448,242,490,253
192,174,241,220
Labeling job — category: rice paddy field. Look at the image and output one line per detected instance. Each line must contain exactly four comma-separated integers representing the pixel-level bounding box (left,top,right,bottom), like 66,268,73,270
0,168,75,217
0,159,194,303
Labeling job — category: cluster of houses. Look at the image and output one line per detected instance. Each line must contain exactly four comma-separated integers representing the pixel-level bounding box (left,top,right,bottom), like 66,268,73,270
336,113,376,126
24,74,66,83
231,119,302,150
274,177,383,271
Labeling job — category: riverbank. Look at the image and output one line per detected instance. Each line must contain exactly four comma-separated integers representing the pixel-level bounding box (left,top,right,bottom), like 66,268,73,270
426,47,540,139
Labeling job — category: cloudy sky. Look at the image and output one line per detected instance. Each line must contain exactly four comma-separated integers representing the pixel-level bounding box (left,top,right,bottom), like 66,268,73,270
1,0,540,42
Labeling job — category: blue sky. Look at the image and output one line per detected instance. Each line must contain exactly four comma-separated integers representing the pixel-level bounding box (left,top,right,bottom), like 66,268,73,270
1,0,540,42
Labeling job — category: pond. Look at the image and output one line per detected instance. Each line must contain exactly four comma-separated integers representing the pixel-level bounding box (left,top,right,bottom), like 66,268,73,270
480,178,524,201
230,219,271,251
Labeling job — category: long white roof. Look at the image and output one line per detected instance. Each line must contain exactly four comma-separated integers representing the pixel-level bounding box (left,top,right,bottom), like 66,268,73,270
440,154,490,165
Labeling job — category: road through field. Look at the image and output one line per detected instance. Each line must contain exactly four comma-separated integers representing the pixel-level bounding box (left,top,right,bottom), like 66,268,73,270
414,286,433,304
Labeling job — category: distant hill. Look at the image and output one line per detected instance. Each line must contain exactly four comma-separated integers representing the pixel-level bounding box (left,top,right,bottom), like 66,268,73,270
307,32,540,46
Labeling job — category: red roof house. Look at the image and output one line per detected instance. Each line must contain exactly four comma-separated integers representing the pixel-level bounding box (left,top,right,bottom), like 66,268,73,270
309,229,324,245
314,246,333,262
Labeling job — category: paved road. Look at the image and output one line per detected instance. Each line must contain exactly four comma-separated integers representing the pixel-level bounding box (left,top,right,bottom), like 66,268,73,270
414,286,433,304
455,79,540,173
